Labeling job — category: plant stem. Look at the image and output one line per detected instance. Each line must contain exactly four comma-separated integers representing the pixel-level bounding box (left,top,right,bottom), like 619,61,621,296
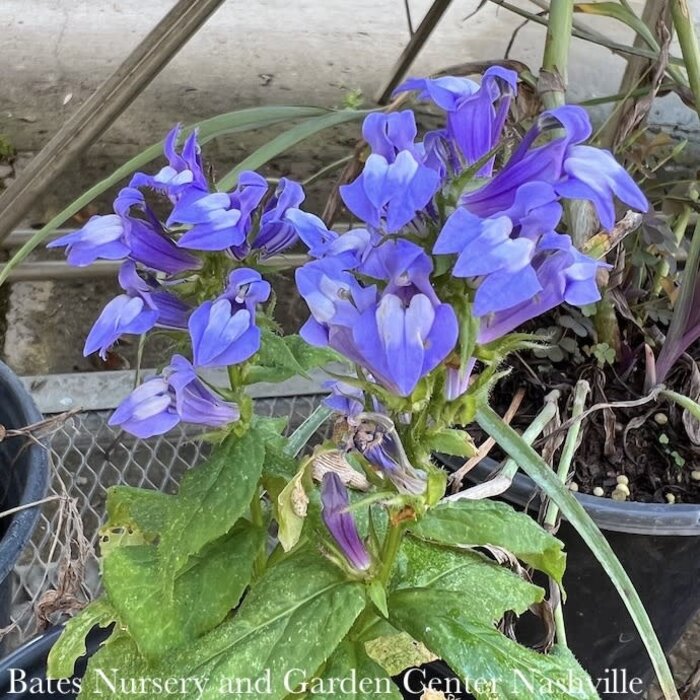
672,0,700,120
543,381,590,647
475,404,679,699
250,484,267,578
378,521,404,587
540,0,574,108
652,206,691,296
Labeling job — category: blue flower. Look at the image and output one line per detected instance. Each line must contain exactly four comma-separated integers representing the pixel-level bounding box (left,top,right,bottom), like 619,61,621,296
478,232,605,343
286,209,371,268
462,105,647,230
320,472,371,572
48,188,200,275
296,251,458,397
396,67,518,176
84,261,190,359
188,268,270,368
249,178,305,256
130,125,208,202
340,150,440,233
172,171,268,251
109,355,239,438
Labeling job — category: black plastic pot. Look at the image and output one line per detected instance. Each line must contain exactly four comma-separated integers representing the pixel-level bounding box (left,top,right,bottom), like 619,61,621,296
440,455,700,699
0,360,49,635
0,625,110,699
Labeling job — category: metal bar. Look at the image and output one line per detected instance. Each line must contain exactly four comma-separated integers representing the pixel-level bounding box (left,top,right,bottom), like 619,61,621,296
375,0,454,104
1,230,67,249
22,366,337,414
0,0,227,244
1,260,121,282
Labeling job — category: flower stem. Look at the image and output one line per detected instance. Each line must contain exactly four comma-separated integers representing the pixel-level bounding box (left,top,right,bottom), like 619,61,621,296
540,0,574,109
378,520,405,587
672,0,700,121
250,484,267,578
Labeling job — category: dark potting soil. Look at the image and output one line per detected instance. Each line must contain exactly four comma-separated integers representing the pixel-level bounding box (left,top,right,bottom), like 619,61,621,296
468,338,700,505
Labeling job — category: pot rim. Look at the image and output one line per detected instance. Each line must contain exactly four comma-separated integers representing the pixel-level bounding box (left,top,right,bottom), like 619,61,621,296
0,360,50,583
440,455,700,536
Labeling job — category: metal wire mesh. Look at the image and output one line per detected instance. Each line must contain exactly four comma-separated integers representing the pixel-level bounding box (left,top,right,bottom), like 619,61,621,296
5,394,326,651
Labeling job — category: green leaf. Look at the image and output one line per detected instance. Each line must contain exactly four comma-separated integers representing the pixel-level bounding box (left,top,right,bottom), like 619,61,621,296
78,633,154,700
159,429,265,578
248,332,341,384
103,521,264,660
425,427,476,458
476,405,678,699
105,486,173,541
364,631,437,677
367,579,389,618
389,589,598,700
159,549,366,700
276,463,309,551
0,106,330,288
47,599,116,679
311,640,402,699
396,537,543,621
411,500,566,585
574,3,658,51
217,109,371,191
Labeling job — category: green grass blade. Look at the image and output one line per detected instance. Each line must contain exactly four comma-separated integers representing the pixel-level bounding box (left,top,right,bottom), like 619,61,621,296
284,404,333,458
475,404,679,700
0,105,328,287
216,109,371,191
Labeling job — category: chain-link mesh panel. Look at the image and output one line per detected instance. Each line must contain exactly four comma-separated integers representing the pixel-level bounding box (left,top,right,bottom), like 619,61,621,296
5,394,326,651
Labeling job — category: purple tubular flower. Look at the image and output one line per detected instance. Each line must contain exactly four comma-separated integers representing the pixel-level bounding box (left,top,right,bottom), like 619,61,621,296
320,472,371,572
48,189,200,275
109,354,239,438
286,209,371,268
84,262,190,359
250,178,305,256
340,150,440,233
172,171,268,251
47,214,130,266
130,125,208,202
396,68,518,176
324,381,364,417
188,268,270,368
362,111,421,161
478,232,604,343
296,256,458,397
462,105,647,229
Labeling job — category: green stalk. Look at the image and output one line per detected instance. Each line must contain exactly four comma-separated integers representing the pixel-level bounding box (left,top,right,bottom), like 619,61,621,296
652,206,690,296
542,381,590,647
672,0,700,120
540,0,574,108
378,522,405,587
284,404,334,458
249,484,267,578
476,404,679,700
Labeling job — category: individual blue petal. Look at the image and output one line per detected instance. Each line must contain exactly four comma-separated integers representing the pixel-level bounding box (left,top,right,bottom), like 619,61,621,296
108,377,180,439
47,215,129,266
362,111,419,162
223,268,271,310
324,381,364,417
473,264,542,315
189,299,259,368
556,145,648,230
321,472,371,571
394,76,480,111
83,295,158,359
124,216,201,274
445,357,476,401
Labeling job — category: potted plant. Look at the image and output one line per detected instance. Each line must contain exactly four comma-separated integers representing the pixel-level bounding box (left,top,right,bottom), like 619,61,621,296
27,62,686,700
0,360,50,642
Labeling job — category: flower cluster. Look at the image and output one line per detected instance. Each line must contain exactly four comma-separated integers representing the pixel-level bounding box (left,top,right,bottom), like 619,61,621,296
288,67,646,409
51,69,647,458
50,126,305,436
